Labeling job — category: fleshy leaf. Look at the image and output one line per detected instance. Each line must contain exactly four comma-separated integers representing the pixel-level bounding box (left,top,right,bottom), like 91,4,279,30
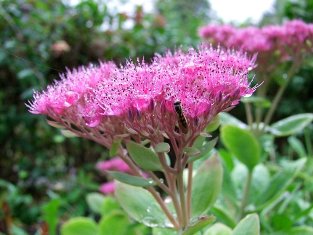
287,226,313,235
110,139,122,157
184,147,201,156
152,228,176,235
211,207,236,229
86,193,105,214
241,96,271,108
288,136,307,158
255,158,306,210
108,171,155,187
219,112,247,129
203,223,232,235
191,154,223,217
98,212,129,235
188,138,218,163
100,196,121,217
126,141,162,171
61,217,98,235
115,182,169,228
42,198,61,235
47,119,64,128
60,129,78,138
221,125,260,171
183,215,215,235
270,113,313,137
154,142,171,153
206,115,220,132
232,214,260,235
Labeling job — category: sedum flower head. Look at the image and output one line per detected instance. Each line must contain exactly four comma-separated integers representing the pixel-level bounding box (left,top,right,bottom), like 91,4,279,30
28,45,255,148
199,20,313,73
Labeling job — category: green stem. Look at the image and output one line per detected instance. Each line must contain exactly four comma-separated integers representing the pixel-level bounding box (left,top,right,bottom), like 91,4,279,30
148,189,180,230
186,162,193,220
159,154,183,225
147,171,171,194
244,102,253,129
177,171,188,228
263,62,300,127
119,151,179,229
239,170,253,219
254,76,269,133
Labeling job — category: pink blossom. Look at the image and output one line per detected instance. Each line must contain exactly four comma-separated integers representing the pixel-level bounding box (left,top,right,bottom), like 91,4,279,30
199,20,313,71
96,157,131,173
99,181,115,195
28,45,255,149
28,62,116,115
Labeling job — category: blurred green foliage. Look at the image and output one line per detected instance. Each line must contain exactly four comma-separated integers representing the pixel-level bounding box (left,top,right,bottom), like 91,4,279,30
0,0,210,233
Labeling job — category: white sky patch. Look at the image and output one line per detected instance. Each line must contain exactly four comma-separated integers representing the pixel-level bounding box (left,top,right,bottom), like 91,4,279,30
210,0,275,24
67,0,274,25
107,0,155,14
66,0,154,14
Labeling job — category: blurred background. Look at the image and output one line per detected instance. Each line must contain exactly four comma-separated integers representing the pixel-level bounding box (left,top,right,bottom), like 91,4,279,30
0,0,313,234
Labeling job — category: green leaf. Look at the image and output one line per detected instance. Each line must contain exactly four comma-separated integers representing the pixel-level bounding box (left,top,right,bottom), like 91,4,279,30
42,198,61,235
288,136,307,158
232,214,260,235
10,225,28,235
191,154,223,217
108,171,155,187
203,223,232,235
221,166,237,208
110,139,122,157
126,141,162,171
271,214,292,231
100,196,121,217
17,69,33,79
206,115,220,132
188,138,218,163
154,142,170,153
250,164,270,203
221,125,260,171
287,226,313,235
47,119,64,128
183,215,215,235
60,129,79,138
218,149,234,171
98,212,129,235
270,113,313,137
192,136,206,149
153,228,176,235
219,112,247,129
241,96,271,108
255,158,306,209
61,217,98,235
211,207,236,228
86,193,105,214
115,182,169,228
128,224,151,235
184,147,201,156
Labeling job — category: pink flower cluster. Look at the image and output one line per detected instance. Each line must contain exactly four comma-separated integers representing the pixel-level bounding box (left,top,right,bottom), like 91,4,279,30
28,45,255,148
96,157,131,194
199,20,313,72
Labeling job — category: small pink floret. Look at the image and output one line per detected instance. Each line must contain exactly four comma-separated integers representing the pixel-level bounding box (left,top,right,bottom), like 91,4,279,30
99,181,115,195
96,157,130,173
